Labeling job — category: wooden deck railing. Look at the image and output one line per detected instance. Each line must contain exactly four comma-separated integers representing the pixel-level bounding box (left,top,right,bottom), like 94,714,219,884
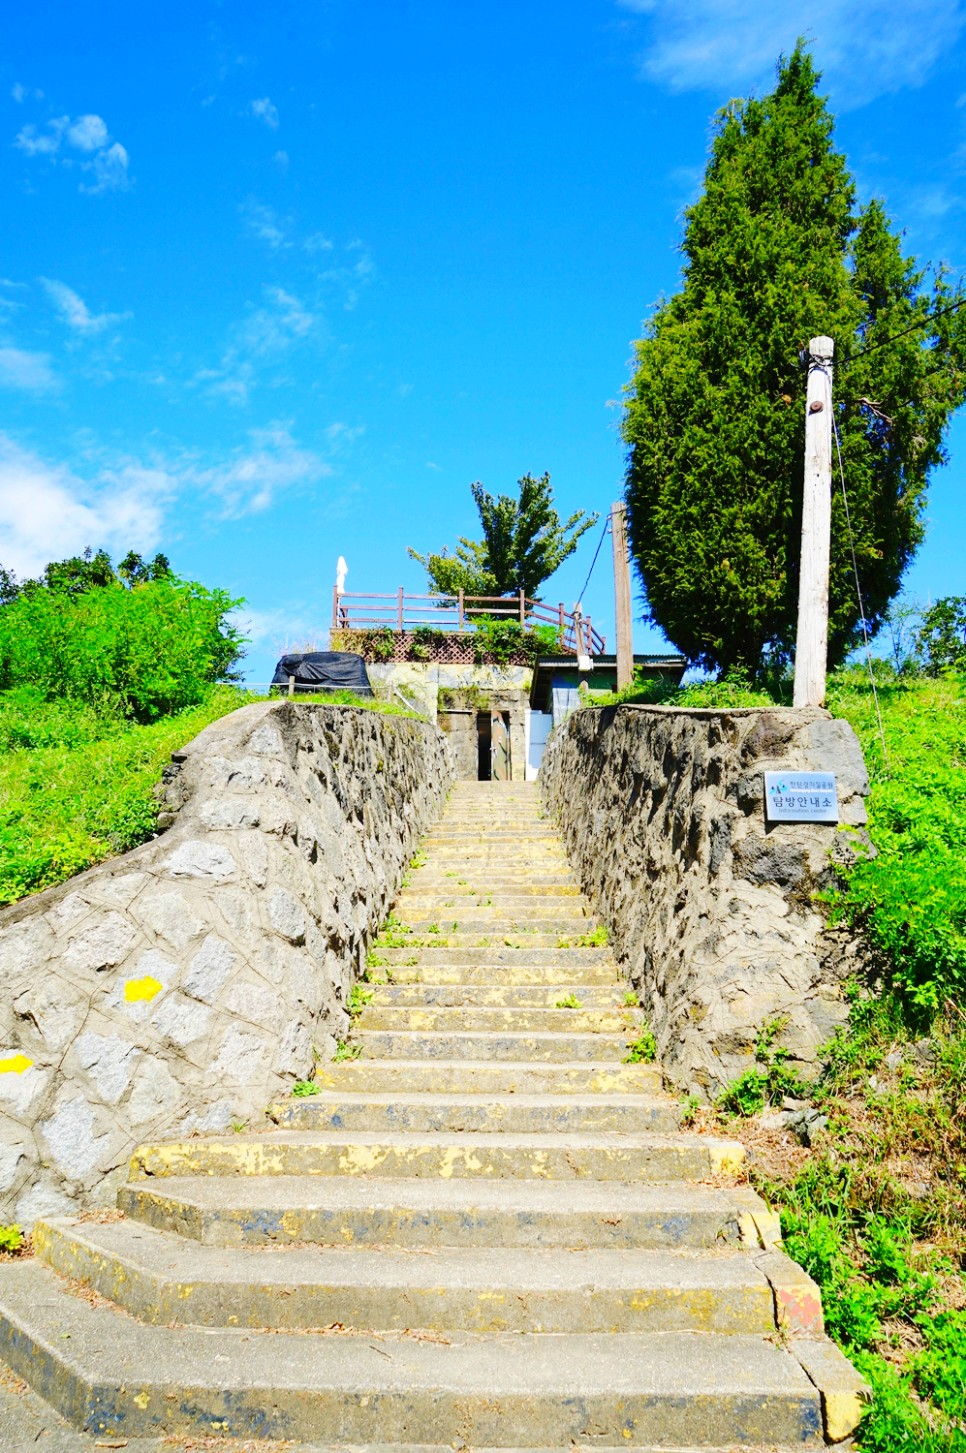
331,588,605,657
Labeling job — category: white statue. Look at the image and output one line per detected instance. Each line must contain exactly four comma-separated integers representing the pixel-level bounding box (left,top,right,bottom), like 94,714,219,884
336,556,348,595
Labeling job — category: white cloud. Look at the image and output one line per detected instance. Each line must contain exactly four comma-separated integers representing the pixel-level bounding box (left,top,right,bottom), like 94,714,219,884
13,110,130,192
81,141,129,194
274,149,290,170
0,421,334,577
242,200,290,250
305,231,334,253
41,278,128,334
11,83,43,104
618,0,965,107
318,241,375,310
251,96,279,128
0,435,166,577
182,423,331,517
67,114,109,151
201,287,320,404
15,116,68,156
0,348,57,392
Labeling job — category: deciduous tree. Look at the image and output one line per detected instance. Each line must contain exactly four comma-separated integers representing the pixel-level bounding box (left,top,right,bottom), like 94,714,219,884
409,474,598,599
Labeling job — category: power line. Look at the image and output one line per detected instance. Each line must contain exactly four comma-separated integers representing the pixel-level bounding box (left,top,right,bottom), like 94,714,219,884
575,512,611,608
825,381,889,772
841,294,966,367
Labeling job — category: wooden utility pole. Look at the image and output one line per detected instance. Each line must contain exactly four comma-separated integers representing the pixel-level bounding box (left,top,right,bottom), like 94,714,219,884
611,501,634,692
793,337,834,708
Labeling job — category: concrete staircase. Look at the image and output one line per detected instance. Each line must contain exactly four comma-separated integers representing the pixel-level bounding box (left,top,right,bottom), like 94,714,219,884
0,780,866,1448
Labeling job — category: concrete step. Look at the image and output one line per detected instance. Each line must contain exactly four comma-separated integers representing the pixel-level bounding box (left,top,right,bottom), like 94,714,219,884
409,873,577,890
396,916,596,936
36,1219,777,1335
129,1129,745,1182
375,945,615,966
358,1006,637,1034
400,898,591,916
311,1059,663,1095
399,886,581,901
270,1090,680,1134
352,1029,633,1061
118,1173,775,1250
373,933,609,949
0,1262,829,1446
364,983,628,1007
372,958,619,983
427,836,560,848
417,848,571,863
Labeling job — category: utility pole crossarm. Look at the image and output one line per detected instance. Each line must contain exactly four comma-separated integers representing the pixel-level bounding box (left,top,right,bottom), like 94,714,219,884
793,336,834,709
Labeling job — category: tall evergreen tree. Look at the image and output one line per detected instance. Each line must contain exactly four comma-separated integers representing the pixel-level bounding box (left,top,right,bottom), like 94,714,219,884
622,44,966,676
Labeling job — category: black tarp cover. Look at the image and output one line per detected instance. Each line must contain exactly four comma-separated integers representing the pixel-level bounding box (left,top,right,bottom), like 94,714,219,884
270,651,373,695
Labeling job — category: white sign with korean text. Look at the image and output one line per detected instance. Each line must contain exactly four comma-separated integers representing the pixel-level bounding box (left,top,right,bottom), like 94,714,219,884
764,771,838,824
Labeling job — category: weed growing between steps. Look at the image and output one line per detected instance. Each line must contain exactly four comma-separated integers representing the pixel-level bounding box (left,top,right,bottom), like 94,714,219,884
0,1226,24,1256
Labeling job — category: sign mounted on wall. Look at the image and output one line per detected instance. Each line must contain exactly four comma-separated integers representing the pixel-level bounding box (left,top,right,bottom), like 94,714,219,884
764,771,838,824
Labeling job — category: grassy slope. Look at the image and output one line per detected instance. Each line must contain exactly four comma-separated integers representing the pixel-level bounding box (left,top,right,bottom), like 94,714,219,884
755,670,966,1452
0,686,420,907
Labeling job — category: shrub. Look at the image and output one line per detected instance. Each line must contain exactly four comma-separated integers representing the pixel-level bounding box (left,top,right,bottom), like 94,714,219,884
0,571,244,722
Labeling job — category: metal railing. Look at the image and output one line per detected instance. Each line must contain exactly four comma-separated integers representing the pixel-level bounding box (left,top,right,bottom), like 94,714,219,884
331,588,605,656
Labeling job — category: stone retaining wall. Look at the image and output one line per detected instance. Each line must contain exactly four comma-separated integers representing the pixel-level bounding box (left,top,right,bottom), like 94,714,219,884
541,705,870,1096
0,703,451,1226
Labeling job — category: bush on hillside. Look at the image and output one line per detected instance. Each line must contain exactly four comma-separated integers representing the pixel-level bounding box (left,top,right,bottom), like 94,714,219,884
0,551,244,723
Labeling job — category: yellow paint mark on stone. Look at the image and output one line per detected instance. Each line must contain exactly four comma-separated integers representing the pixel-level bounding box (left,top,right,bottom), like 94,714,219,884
824,1390,867,1443
751,1210,783,1248
125,975,163,1003
133,1391,151,1410
707,1141,746,1175
0,1053,33,1074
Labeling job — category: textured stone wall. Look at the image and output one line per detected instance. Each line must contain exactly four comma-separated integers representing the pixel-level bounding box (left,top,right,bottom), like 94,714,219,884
541,705,870,1096
0,702,451,1226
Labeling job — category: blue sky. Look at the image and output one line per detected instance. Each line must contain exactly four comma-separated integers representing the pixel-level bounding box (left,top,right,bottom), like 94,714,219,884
2,0,965,682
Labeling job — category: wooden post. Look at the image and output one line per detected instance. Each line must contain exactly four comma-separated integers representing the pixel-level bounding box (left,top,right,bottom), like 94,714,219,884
793,337,834,708
519,589,526,626
331,585,339,630
288,675,295,699
458,588,464,631
611,501,633,691
397,586,404,632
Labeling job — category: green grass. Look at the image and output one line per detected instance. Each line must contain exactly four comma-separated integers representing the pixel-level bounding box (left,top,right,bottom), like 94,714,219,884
827,667,966,1016
0,685,251,905
0,684,428,908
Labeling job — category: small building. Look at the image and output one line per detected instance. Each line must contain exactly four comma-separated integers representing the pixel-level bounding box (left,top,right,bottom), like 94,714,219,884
329,587,684,781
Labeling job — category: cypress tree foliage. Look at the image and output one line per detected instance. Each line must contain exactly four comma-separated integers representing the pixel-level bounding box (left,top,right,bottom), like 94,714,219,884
622,44,966,676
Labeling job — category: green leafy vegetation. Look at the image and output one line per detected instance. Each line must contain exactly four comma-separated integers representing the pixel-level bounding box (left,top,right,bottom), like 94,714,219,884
347,984,374,1018
827,666,966,1017
0,1224,24,1255
0,685,251,905
290,1080,320,1097
408,473,598,599
471,616,561,667
623,1030,657,1063
0,549,244,721
716,1017,809,1116
555,994,582,1010
693,664,966,1450
622,45,966,677
333,1039,361,1062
